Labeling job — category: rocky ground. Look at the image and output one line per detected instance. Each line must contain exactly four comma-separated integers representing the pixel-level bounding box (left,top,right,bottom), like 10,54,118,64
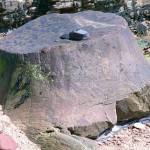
97,121,150,150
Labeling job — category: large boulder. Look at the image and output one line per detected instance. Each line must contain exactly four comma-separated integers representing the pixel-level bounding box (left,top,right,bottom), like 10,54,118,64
0,11,150,140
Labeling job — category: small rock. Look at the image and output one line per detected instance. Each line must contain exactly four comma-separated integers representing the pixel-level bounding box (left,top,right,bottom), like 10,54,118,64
97,142,103,145
133,123,145,130
146,123,150,127
60,128,71,135
134,137,142,142
29,7,37,13
144,135,150,138
132,128,139,132
69,29,90,41
117,141,121,145
60,29,90,41
45,126,60,133
112,125,121,132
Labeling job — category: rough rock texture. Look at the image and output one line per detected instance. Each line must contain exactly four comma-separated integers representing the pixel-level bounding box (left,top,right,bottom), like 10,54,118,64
0,11,150,140
37,132,99,150
116,86,150,121
0,105,40,150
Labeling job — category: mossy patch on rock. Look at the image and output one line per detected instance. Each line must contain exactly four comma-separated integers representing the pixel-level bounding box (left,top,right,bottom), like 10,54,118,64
28,64,52,82
4,62,32,109
4,61,54,109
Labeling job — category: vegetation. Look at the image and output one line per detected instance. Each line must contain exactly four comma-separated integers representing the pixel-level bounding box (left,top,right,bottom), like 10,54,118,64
0,0,126,28
4,60,55,109
4,62,31,109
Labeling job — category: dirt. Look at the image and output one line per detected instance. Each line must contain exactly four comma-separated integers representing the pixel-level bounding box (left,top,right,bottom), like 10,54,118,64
98,123,150,150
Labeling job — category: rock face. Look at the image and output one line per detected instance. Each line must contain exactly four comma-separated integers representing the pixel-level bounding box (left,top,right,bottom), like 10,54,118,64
0,105,40,150
0,11,150,141
37,132,99,150
117,86,150,121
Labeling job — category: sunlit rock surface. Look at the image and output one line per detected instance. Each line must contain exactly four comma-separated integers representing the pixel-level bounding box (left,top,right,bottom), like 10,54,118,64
0,11,150,140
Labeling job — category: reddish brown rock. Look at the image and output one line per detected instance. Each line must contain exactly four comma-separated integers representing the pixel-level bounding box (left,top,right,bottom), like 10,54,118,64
0,133,17,150
0,11,150,140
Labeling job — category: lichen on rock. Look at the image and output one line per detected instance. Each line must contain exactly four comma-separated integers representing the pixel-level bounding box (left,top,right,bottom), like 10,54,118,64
5,62,32,109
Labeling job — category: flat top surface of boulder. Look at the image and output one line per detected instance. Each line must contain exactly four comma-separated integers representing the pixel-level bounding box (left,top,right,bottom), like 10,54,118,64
0,11,127,54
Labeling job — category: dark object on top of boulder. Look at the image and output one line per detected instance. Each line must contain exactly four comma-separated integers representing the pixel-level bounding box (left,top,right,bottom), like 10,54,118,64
60,29,90,41
69,29,90,41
